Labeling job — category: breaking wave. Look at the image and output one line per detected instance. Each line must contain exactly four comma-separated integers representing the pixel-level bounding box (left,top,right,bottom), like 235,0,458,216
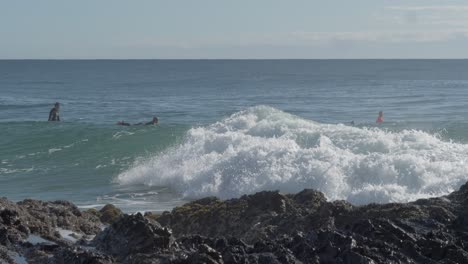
117,106,468,205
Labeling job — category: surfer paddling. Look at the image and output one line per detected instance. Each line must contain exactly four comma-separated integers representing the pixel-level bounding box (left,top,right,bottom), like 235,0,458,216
139,116,158,125
116,121,131,126
117,116,158,126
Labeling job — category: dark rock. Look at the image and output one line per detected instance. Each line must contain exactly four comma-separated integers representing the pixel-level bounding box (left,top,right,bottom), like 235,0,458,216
144,211,161,222
12,198,102,237
4,182,468,263
154,184,468,263
99,204,123,224
124,253,178,264
0,208,20,226
292,189,327,210
199,243,222,261
93,213,173,259
52,247,115,264
246,191,288,214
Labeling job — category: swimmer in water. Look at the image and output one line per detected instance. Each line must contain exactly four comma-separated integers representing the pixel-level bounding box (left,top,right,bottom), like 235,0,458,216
48,102,60,121
145,117,158,125
117,117,158,126
116,121,131,126
376,111,384,124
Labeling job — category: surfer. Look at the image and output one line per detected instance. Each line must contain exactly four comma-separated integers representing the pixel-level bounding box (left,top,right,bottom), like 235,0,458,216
145,117,158,125
116,121,131,126
48,102,60,121
376,111,384,124
117,117,158,126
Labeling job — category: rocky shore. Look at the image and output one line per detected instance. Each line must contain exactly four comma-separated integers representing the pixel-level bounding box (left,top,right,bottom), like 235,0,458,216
2,183,468,263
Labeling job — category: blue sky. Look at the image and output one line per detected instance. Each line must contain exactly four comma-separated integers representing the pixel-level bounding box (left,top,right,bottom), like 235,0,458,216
1,0,468,59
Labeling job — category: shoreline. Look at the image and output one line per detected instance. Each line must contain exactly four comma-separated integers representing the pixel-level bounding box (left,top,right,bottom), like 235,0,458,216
2,184,468,263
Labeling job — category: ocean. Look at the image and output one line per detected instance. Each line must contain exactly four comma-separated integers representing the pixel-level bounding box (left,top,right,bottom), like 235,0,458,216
1,60,468,213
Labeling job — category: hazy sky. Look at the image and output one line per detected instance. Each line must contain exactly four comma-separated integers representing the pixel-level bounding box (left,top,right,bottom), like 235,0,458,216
2,0,468,59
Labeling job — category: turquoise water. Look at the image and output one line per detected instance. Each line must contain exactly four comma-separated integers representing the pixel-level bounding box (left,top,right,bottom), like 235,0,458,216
1,60,468,212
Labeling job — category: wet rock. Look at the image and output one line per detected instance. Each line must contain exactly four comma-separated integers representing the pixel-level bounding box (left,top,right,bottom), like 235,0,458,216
99,204,123,224
4,182,468,263
124,253,179,264
14,199,102,237
93,213,173,259
0,208,20,226
52,247,115,264
0,245,14,264
246,191,289,214
144,211,161,222
0,197,105,263
155,184,468,263
292,189,327,210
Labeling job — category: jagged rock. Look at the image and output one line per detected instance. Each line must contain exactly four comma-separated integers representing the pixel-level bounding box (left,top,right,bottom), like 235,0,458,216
0,197,104,263
8,198,102,238
51,247,115,264
155,185,468,263
4,182,468,263
246,191,288,214
124,253,180,264
99,204,123,224
93,213,173,259
0,245,14,264
144,211,161,222
157,190,302,242
291,189,327,210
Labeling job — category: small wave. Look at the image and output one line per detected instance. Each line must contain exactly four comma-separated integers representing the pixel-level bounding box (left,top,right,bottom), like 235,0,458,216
117,106,468,205
48,148,62,154
0,167,34,174
112,131,135,139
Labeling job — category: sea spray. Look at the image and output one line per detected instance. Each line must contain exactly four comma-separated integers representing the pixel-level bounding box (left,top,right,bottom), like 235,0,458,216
117,106,468,204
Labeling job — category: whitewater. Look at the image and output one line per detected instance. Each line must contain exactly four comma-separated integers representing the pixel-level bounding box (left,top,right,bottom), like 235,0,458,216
3,60,468,212
117,106,468,205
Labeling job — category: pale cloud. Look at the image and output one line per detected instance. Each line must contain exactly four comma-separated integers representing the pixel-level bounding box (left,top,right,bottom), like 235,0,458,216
122,30,468,52
121,3,468,51
376,13,468,27
291,30,468,44
386,5,468,11
379,5,468,28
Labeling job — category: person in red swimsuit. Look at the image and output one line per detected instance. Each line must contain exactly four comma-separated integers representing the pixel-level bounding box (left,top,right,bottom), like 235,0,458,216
376,111,384,124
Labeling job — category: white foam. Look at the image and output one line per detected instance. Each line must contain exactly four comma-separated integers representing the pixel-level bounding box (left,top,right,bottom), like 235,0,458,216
78,204,106,209
8,252,27,264
48,148,62,154
117,106,468,205
0,167,34,174
25,234,54,245
56,228,82,243
113,131,135,139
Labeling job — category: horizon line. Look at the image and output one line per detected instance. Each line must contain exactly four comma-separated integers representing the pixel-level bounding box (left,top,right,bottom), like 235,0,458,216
2,58,468,61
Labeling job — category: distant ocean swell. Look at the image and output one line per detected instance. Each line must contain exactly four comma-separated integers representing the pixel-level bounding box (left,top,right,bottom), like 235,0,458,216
117,105,468,205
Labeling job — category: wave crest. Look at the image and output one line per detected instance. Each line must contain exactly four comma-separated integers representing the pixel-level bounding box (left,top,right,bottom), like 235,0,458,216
117,106,468,204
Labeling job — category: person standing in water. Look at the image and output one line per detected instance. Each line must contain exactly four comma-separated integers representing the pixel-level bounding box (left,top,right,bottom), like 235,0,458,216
376,111,384,124
48,102,60,121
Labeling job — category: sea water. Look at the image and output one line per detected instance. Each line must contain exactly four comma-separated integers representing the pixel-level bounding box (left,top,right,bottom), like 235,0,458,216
1,60,468,212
